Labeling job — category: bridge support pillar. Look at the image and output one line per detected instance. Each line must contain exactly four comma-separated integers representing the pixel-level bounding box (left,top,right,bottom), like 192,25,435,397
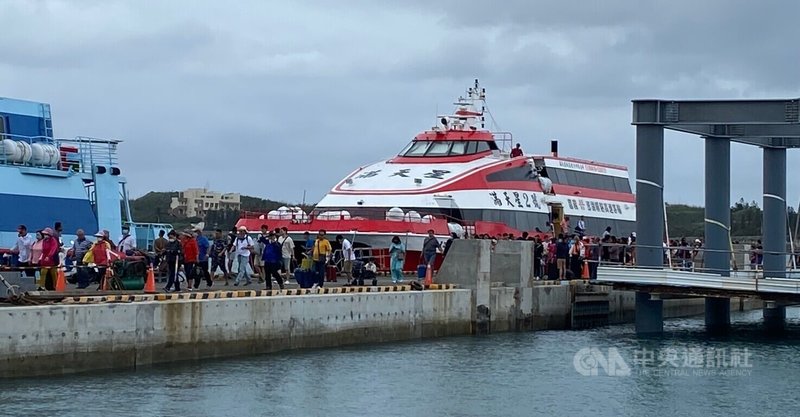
635,292,663,334
762,147,786,278
704,136,731,332
634,125,664,334
762,147,787,331
764,301,786,332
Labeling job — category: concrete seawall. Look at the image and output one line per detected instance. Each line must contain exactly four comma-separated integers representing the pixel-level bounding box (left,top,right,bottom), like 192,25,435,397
0,290,472,378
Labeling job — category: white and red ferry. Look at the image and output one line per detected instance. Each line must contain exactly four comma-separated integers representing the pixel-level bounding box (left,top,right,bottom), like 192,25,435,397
237,80,635,271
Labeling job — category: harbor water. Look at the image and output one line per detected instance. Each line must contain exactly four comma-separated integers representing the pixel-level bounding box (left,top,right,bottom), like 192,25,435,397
3,309,800,417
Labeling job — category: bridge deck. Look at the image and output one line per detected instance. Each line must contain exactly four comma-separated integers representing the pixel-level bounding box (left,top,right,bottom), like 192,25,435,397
596,267,800,302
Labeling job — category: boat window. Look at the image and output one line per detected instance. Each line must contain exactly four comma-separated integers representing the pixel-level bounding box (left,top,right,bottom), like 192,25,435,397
397,141,415,156
487,141,499,151
450,141,467,155
546,167,632,194
404,141,431,156
466,141,478,154
614,177,632,193
425,141,452,156
476,141,491,153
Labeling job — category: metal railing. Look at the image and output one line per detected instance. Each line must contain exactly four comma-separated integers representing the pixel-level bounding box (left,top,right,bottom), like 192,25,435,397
566,242,800,276
0,133,120,173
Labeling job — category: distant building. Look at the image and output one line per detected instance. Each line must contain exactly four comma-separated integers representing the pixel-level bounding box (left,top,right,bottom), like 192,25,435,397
170,188,241,219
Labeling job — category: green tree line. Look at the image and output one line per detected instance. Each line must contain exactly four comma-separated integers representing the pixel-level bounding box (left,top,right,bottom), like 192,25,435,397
666,198,799,239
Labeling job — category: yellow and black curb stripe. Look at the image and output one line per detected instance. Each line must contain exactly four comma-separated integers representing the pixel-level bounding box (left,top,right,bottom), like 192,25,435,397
59,283,458,304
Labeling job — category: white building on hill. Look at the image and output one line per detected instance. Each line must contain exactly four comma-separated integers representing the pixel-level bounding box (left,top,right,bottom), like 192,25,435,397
170,188,241,218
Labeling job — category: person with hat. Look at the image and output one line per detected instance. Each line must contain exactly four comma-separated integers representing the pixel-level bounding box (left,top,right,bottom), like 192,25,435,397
83,231,113,287
233,227,254,286
38,227,60,290
10,225,36,278
163,230,184,292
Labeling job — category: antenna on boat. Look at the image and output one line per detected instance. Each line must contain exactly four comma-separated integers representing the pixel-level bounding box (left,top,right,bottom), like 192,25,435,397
302,189,306,207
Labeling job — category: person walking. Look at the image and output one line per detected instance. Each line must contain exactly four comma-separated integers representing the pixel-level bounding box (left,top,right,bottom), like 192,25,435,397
211,229,230,285
10,225,36,278
262,232,285,290
195,228,212,288
38,228,60,290
556,235,569,280
153,230,168,275
337,235,356,284
278,227,295,280
117,225,136,256
163,230,183,292
311,230,332,289
422,229,440,274
389,236,406,284
255,225,269,284
233,227,254,286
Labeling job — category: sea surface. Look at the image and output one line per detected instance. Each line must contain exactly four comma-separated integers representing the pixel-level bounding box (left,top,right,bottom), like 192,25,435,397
2,309,800,417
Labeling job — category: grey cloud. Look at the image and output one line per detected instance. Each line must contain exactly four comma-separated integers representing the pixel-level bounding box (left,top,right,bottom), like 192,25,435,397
1,0,798,209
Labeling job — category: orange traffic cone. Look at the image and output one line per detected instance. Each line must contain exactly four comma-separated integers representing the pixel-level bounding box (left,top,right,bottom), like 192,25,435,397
144,267,157,294
424,263,433,286
55,268,67,292
581,260,590,280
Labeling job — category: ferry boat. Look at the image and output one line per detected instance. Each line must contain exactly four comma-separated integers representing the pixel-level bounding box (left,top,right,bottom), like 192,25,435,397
0,96,138,250
236,81,635,270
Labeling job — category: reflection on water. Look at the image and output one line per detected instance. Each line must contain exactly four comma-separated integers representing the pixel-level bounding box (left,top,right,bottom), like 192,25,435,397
2,309,800,417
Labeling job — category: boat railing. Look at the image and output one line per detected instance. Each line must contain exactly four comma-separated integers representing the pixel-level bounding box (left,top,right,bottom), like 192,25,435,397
493,131,513,152
0,133,120,173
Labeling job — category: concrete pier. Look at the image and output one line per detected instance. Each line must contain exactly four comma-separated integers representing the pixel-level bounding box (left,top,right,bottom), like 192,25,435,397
0,290,472,378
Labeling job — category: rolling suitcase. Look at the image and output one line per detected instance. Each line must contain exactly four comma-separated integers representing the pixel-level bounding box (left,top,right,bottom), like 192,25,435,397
326,265,338,282
417,264,427,280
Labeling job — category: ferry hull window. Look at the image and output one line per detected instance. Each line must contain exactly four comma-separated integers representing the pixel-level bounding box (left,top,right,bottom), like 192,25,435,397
546,167,632,194
486,166,535,182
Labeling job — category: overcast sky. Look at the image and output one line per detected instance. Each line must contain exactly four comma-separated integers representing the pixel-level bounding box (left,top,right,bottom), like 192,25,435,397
2,0,799,207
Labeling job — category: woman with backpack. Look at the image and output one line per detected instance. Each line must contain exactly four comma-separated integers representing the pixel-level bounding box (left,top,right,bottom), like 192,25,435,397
388,235,405,284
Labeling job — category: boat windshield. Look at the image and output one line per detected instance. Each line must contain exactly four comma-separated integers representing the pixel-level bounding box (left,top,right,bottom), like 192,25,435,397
398,140,497,157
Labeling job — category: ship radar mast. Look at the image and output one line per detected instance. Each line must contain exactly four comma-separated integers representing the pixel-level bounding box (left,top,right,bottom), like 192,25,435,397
434,79,487,132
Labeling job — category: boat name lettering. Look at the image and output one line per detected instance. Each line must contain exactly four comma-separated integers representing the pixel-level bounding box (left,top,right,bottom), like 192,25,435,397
356,170,381,179
391,169,411,178
423,169,451,179
557,160,607,173
487,191,542,210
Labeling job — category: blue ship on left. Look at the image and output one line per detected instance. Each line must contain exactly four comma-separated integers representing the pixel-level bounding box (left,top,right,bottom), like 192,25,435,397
0,96,135,250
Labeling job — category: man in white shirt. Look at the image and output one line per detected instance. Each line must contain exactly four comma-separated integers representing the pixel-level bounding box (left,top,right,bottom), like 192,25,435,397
118,225,136,255
11,224,36,277
336,235,357,283
278,227,295,279
233,226,254,286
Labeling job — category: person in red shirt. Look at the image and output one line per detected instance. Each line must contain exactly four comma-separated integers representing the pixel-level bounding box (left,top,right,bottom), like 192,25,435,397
510,143,524,158
181,232,199,290
38,227,60,290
